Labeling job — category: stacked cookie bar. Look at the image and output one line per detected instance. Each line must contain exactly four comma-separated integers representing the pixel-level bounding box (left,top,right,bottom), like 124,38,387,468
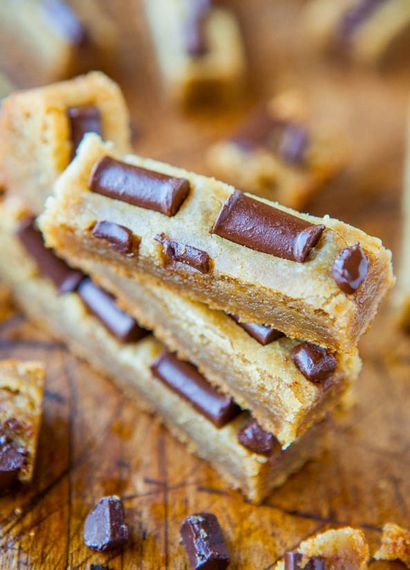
0,75,393,502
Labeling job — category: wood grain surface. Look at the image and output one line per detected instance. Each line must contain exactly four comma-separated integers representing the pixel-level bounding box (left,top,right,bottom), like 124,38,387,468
0,0,410,568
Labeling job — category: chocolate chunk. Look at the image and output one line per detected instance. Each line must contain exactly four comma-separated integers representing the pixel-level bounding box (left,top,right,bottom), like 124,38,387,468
3,418,24,433
84,496,128,552
180,512,230,570
332,243,369,294
155,234,211,274
0,441,26,491
230,315,283,345
292,342,337,383
278,123,309,165
237,419,277,456
92,220,139,256
67,106,102,158
212,191,324,262
17,217,84,294
336,0,387,42
183,0,214,57
151,351,240,428
90,565,113,570
78,278,149,343
285,552,327,570
41,0,88,46
89,156,190,217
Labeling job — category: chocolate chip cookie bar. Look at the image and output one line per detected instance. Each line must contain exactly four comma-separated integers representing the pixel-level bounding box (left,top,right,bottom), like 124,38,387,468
0,199,327,503
306,0,410,65
375,523,410,567
0,359,45,489
41,134,394,352
143,0,246,106
275,527,369,570
207,91,344,208
0,73,131,214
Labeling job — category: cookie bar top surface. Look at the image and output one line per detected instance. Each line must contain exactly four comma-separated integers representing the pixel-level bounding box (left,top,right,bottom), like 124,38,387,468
374,523,410,567
41,135,394,350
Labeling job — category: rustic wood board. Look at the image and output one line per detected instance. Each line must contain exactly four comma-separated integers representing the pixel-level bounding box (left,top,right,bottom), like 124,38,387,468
0,0,410,567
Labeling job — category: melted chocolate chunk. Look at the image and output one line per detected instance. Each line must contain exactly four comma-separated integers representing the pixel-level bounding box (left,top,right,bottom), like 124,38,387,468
230,314,283,345
17,217,84,294
92,220,139,256
183,0,214,57
151,351,240,428
292,342,337,383
84,496,128,552
41,0,88,45
212,191,324,262
89,156,190,217
285,551,327,570
332,243,369,294
180,512,230,570
155,234,211,274
67,105,102,157
336,0,388,42
78,278,149,343
0,441,26,491
237,419,277,456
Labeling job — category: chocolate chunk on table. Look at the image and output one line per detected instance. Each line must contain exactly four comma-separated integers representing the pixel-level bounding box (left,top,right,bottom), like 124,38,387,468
292,342,337,383
84,496,128,552
212,191,324,262
230,315,283,345
92,220,139,256
89,156,190,216
155,234,211,273
67,105,102,157
332,243,369,294
180,512,230,570
151,351,240,428
237,419,277,455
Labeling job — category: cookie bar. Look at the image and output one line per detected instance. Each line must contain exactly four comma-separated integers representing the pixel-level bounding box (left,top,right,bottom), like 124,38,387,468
53,245,361,448
0,199,327,503
207,91,344,209
0,72,131,214
143,0,246,106
374,523,410,567
0,0,117,86
41,134,394,352
0,359,45,488
306,0,410,65
275,527,369,570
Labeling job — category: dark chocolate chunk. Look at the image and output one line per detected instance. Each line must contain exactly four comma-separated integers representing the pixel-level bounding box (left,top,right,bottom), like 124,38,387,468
237,419,277,456
285,551,327,570
84,496,128,552
336,0,388,42
67,105,102,158
0,441,26,491
155,234,211,274
89,156,190,217
180,512,230,570
151,351,240,428
41,0,88,45
183,0,214,57
230,314,283,345
17,217,84,294
332,243,369,295
3,418,24,433
92,220,139,256
78,278,149,343
278,123,309,165
90,565,113,570
292,342,337,383
212,191,324,262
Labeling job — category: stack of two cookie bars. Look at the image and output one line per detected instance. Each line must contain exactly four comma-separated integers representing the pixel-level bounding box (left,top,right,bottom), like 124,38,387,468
0,73,394,502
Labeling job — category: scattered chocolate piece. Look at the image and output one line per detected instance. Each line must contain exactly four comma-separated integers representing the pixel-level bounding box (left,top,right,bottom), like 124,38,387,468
84,496,128,552
41,0,88,46
230,315,283,345
184,0,214,57
92,220,139,256
292,342,337,383
17,217,84,294
180,512,230,570
285,551,327,570
155,234,211,274
78,278,149,343
332,243,369,294
151,351,240,428
212,191,324,262
67,105,102,158
0,441,26,491
89,156,190,217
237,419,277,456
336,0,388,42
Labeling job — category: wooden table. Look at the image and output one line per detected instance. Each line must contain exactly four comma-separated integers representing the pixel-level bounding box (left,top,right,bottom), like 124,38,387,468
0,1,409,567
